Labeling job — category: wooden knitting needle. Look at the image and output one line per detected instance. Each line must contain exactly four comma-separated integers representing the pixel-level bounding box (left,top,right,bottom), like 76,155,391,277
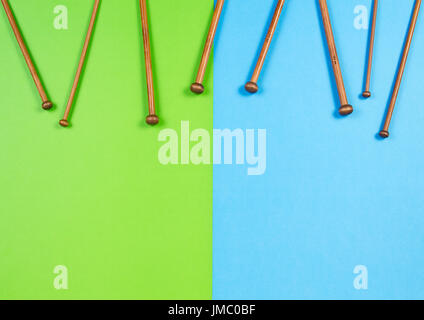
60,0,100,127
140,0,158,125
245,0,285,93
191,0,225,94
1,0,52,110
319,0,353,116
362,0,378,98
380,0,421,138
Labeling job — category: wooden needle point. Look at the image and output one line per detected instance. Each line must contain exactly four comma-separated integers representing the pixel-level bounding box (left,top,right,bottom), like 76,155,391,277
1,0,53,110
339,104,354,116
245,0,285,93
191,0,225,94
60,0,100,128
42,101,53,110
379,130,389,138
146,115,159,125
59,119,69,127
245,81,259,93
379,0,421,138
190,82,204,94
362,91,371,98
319,0,353,116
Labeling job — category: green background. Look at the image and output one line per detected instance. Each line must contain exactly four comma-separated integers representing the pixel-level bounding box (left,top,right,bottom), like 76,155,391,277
0,0,213,299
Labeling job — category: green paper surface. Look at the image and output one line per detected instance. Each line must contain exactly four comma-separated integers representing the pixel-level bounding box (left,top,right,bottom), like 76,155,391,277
0,0,213,299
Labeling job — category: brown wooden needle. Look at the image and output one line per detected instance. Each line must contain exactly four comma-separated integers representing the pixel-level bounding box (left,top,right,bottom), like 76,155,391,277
140,0,158,125
245,0,285,93
319,0,353,116
1,0,52,110
380,0,421,138
60,0,100,127
363,0,378,98
191,0,225,94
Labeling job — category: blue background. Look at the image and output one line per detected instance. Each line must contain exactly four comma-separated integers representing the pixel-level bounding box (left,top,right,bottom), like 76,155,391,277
213,0,424,299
